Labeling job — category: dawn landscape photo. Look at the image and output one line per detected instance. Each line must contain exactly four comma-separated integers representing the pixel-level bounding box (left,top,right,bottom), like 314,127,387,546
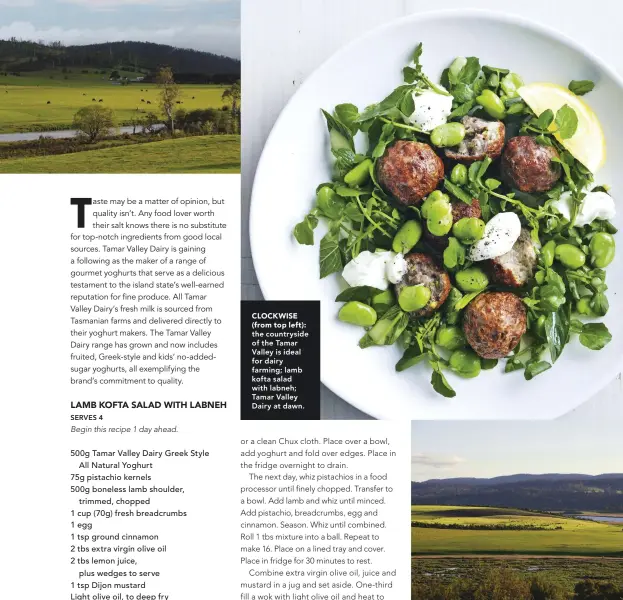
411,420,623,600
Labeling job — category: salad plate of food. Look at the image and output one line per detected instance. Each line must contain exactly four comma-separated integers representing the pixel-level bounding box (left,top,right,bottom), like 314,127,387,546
250,10,623,419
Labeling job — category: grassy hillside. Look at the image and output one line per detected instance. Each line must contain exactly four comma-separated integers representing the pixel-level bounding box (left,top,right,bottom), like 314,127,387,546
0,135,240,174
0,76,228,133
411,474,623,513
411,505,623,556
0,40,239,76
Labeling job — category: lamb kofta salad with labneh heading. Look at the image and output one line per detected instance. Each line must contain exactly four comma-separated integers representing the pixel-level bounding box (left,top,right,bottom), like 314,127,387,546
293,43,616,398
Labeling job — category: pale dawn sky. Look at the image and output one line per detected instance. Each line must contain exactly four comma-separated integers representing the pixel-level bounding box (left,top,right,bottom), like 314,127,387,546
0,0,240,58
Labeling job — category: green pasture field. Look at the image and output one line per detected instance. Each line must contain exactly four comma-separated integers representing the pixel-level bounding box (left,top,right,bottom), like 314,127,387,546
411,505,623,556
0,71,228,133
0,134,240,174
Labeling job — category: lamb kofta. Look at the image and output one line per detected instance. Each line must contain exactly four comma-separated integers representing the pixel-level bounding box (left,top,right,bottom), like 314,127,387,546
376,140,444,205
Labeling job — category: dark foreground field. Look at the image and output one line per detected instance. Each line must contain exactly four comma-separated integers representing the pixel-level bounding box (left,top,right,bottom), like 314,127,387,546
0,135,240,173
412,557,623,600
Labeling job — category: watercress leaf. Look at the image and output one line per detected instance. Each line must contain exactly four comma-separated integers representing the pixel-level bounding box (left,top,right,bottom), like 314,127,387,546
482,65,510,76
481,358,498,370
344,202,364,223
365,305,409,346
524,360,552,380
568,80,595,96
468,161,481,184
590,292,609,317
358,333,375,349
335,185,362,197
444,287,463,325
570,319,584,334
399,90,415,117
334,103,359,134
396,345,428,372
431,369,457,398
551,156,572,182
293,215,317,245
449,100,475,119
403,66,417,84
332,148,358,178
579,322,612,350
545,268,566,295
372,138,389,159
544,308,569,363
444,179,473,204
535,133,553,146
356,85,414,122
536,109,554,130
455,291,481,310
457,57,480,85
555,104,579,139
322,109,355,151
412,42,423,65
335,286,384,303
451,83,474,104
505,357,524,373
477,156,492,180
319,232,343,279
472,72,487,97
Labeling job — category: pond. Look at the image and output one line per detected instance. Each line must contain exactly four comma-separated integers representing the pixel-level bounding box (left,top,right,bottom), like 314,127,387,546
573,515,623,524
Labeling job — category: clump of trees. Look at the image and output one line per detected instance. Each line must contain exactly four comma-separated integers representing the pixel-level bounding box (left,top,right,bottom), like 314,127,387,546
413,567,568,600
173,108,237,135
73,105,115,142
574,581,623,600
411,521,561,531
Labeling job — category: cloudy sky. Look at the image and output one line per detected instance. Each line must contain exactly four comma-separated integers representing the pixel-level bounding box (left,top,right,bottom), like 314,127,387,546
411,418,623,481
0,0,240,58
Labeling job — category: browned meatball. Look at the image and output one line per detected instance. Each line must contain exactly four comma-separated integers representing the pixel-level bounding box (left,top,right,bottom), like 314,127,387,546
489,228,537,288
376,140,444,206
394,253,451,318
501,136,561,192
463,292,527,359
424,198,482,251
445,116,506,163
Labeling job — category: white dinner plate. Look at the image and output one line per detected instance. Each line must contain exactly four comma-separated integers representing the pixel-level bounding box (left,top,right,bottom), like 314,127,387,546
250,10,623,420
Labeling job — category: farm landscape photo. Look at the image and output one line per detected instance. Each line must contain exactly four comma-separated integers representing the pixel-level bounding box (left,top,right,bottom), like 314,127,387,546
411,421,623,600
0,0,240,173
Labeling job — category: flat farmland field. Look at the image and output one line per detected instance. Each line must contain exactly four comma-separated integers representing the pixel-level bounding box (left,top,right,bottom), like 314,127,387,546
411,505,623,556
0,72,228,133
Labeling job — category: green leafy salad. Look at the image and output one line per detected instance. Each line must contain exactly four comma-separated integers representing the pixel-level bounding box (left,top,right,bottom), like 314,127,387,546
293,44,616,398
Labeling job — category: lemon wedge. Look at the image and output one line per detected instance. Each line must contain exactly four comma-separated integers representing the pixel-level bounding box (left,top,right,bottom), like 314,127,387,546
517,82,606,174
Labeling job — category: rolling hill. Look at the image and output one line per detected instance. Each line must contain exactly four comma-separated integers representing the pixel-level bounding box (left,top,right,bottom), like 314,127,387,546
411,473,623,512
0,39,239,82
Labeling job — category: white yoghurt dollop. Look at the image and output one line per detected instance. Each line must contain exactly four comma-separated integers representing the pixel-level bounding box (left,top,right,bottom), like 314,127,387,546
553,190,616,227
469,212,522,262
342,250,396,290
386,253,407,284
405,89,453,132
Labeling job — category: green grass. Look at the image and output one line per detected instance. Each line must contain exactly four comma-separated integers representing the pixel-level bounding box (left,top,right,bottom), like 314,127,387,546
0,135,240,174
412,557,623,599
0,71,228,133
412,505,623,556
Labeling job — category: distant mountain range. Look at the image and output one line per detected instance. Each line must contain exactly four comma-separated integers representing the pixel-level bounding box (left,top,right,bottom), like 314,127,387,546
412,473,623,512
0,40,239,82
